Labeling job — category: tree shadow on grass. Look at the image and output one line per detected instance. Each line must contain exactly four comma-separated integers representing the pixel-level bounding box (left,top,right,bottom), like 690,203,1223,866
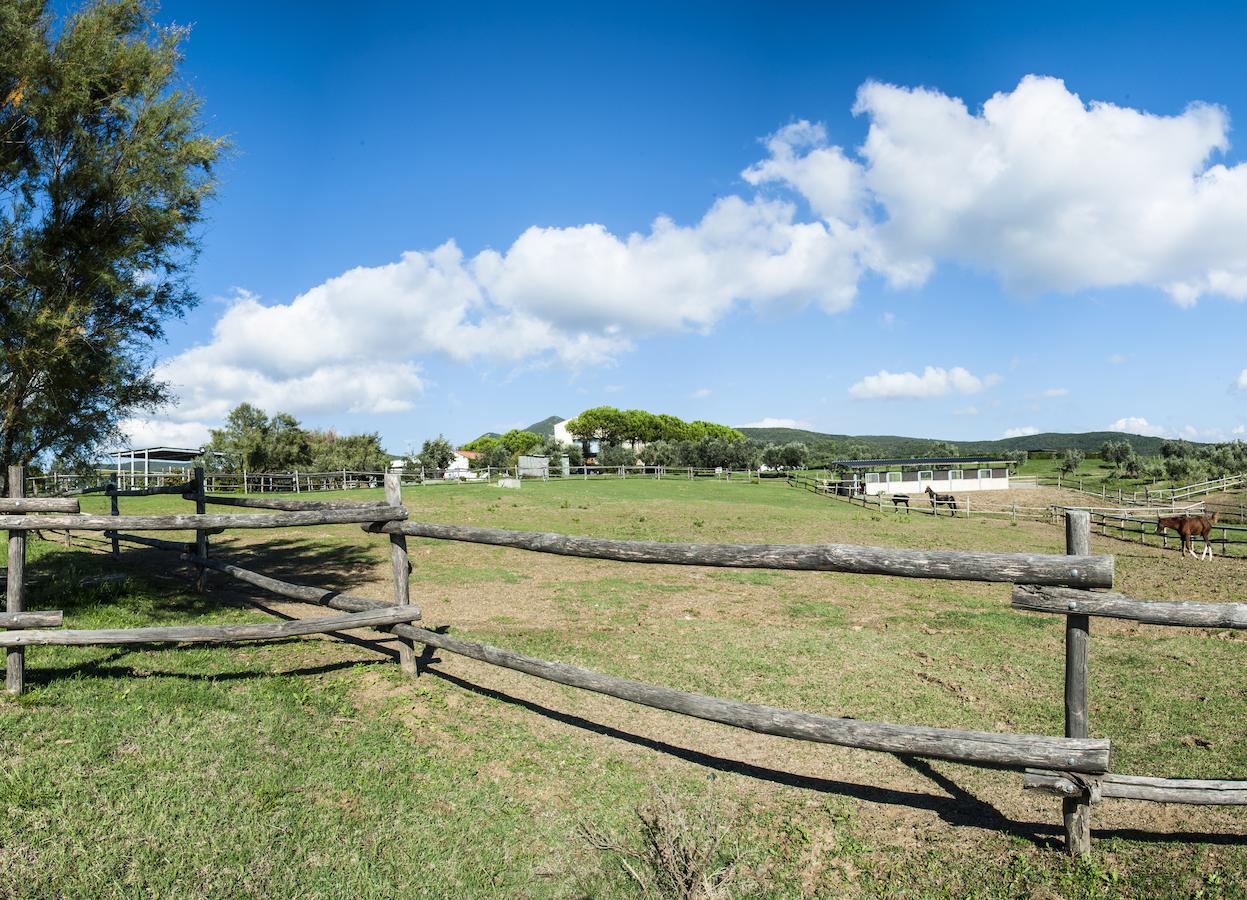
25,651,379,688
20,534,381,618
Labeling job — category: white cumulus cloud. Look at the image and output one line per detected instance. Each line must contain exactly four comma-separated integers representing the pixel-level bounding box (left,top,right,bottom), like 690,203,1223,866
750,76,1247,305
1108,416,1170,437
142,74,1247,439
848,366,999,400
1003,426,1040,438
1237,368,1247,390
741,417,811,429
118,417,216,450
1042,387,1070,397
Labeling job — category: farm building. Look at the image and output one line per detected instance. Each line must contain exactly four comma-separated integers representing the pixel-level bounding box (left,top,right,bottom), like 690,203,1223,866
108,446,221,482
831,456,1012,496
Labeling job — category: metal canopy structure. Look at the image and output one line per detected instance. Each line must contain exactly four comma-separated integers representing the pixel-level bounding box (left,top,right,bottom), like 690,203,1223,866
108,446,223,485
831,456,1009,470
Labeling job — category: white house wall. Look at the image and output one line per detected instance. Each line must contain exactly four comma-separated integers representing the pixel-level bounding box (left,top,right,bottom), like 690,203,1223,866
863,474,1010,495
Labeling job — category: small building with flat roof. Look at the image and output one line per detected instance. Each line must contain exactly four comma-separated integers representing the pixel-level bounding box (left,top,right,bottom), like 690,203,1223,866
107,446,223,482
830,456,1011,496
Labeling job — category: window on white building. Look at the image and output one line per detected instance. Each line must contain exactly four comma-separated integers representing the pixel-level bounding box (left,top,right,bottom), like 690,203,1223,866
917,470,933,481
977,468,992,479
864,472,880,483
887,471,902,483
949,470,963,480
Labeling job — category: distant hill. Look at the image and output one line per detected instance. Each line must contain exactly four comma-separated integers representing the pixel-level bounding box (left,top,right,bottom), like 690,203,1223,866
463,415,563,448
523,415,564,438
735,427,1179,457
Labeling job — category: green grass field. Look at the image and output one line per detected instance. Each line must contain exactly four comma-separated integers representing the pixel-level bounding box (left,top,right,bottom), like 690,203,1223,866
2,479,1245,897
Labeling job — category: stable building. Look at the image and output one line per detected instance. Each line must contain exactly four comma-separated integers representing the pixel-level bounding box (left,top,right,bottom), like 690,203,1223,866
831,456,1011,496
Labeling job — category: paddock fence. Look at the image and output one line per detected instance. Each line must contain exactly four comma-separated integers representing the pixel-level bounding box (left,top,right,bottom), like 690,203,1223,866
3,466,1246,856
785,472,1247,561
25,465,766,496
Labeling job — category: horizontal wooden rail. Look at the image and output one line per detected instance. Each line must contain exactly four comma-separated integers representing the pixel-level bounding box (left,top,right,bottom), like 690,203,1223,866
364,521,1114,588
0,606,422,648
1012,585,1247,629
384,625,1111,772
108,481,196,497
181,553,385,614
0,498,80,513
1024,770,1247,805
181,549,1109,771
0,610,63,628
192,494,393,512
0,506,407,532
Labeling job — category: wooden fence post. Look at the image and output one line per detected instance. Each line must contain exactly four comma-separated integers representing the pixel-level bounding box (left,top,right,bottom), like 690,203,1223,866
194,467,209,593
6,465,26,694
109,482,120,560
385,473,417,674
1064,509,1093,856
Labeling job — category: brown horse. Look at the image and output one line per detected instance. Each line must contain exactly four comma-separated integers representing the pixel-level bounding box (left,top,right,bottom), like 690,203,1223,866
1156,513,1219,560
924,485,958,516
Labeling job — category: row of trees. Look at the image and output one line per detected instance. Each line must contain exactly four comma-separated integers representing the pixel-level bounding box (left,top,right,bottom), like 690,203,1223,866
203,405,391,473
562,407,744,448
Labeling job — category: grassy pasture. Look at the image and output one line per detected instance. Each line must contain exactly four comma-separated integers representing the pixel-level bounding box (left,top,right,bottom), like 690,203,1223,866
1,478,1245,897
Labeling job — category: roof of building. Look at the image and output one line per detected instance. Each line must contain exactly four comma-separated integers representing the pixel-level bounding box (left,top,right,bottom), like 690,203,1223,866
109,446,209,463
831,456,1010,469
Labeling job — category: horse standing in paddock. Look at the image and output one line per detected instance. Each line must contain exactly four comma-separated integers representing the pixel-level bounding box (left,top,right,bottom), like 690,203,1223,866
891,494,910,512
924,486,958,516
1156,513,1219,560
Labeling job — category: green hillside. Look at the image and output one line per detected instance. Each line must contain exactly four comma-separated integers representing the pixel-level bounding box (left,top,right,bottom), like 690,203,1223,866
735,427,1178,457
522,415,564,438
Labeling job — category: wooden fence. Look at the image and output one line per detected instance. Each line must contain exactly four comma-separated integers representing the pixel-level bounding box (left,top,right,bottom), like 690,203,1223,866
26,465,764,495
788,473,1247,560
3,466,1246,855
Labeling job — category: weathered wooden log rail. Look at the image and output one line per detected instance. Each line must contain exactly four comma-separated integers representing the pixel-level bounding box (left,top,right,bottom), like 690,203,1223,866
3,468,1244,857
0,507,407,531
1013,585,1247,629
174,550,1111,772
1010,574,1247,820
0,606,422,648
1024,770,1247,805
364,521,1114,588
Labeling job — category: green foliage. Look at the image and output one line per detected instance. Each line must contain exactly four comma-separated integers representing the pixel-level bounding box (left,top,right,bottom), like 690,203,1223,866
596,443,636,467
461,435,500,453
637,437,760,469
419,435,455,470
480,442,511,470
306,430,389,472
761,442,809,469
0,0,224,474
499,429,543,456
564,407,743,449
205,404,388,472
1058,448,1086,475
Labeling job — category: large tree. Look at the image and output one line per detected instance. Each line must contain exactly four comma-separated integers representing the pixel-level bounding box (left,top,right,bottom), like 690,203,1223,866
0,0,222,486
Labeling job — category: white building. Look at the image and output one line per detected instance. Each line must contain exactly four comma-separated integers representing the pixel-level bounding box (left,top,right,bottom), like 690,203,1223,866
833,457,1012,496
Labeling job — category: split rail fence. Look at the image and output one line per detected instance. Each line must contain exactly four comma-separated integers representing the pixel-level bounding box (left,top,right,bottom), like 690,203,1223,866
3,465,1246,855
789,472,1247,559
26,465,764,496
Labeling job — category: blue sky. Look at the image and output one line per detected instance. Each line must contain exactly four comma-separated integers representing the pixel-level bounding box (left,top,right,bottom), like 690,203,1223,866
128,1,1247,450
